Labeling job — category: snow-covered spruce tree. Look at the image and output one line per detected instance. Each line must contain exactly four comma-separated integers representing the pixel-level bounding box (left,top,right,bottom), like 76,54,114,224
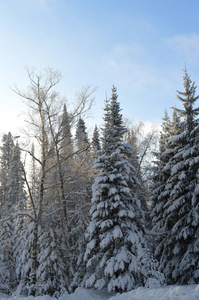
83,86,164,292
153,69,199,284
0,133,15,211
151,109,182,269
150,111,175,229
75,117,90,158
0,216,15,294
91,125,101,160
11,143,27,290
14,220,35,296
123,121,159,219
0,133,27,294
74,116,92,193
37,219,68,297
69,119,94,291
68,197,91,292
150,110,171,210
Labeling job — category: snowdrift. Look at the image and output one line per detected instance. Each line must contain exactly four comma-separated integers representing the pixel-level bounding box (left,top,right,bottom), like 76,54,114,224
1,285,199,300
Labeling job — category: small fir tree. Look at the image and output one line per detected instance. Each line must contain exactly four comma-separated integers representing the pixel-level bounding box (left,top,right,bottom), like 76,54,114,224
92,125,101,153
37,221,68,297
14,221,35,296
60,104,73,157
75,117,90,155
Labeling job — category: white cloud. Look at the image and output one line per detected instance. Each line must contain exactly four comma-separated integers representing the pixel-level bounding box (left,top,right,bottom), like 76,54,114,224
101,44,160,88
167,33,199,62
112,44,145,58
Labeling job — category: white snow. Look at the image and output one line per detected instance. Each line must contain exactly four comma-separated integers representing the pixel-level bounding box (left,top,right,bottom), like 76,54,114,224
1,285,199,300
112,226,123,239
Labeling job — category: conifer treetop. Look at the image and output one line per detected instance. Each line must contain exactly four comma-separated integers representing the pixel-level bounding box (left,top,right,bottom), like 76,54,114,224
173,69,199,131
102,85,127,153
75,117,89,146
92,125,101,152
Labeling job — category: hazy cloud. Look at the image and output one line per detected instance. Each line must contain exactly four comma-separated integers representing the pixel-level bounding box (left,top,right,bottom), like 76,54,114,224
112,44,146,58
101,44,161,88
167,33,199,63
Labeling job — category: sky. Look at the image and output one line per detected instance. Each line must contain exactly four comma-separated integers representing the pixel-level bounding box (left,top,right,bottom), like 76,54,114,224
1,0,199,137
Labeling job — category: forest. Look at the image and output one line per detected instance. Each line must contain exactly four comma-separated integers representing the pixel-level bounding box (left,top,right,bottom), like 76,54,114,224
0,67,199,297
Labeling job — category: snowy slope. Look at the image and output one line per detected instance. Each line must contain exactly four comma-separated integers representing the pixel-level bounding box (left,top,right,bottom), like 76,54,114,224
1,285,199,300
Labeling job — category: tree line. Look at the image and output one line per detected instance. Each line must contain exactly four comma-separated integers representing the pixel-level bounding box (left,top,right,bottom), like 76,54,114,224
0,67,198,297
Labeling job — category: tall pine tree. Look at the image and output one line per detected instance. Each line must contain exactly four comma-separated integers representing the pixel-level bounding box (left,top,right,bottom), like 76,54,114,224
0,133,27,294
83,86,163,292
152,69,199,284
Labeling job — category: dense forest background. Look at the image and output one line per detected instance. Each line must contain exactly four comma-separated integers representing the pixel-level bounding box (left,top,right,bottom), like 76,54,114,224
0,68,199,297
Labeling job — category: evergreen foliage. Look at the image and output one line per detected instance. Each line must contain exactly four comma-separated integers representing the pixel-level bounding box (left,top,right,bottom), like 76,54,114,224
15,221,35,296
152,69,199,284
3,67,199,296
60,104,73,157
92,125,101,152
151,111,171,208
37,222,68,297
0,133,27,294
75,117,90,153
83,86,163,292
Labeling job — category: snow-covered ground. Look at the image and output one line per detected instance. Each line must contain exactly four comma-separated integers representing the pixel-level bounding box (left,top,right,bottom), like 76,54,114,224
1,285,199,300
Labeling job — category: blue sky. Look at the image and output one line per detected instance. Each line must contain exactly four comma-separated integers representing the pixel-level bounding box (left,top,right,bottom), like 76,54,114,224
1,0,199,136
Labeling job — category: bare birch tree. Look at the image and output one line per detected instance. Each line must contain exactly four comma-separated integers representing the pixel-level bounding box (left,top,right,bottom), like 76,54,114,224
11,67,95,295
